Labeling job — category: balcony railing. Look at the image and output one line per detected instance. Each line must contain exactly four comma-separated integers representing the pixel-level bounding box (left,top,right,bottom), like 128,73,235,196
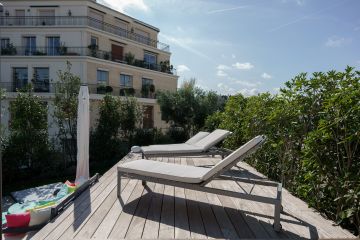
0,82,157,99
0,16,170,52
0,46,176,75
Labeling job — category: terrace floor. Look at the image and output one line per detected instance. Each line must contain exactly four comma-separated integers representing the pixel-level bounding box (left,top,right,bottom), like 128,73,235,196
17,153,356,239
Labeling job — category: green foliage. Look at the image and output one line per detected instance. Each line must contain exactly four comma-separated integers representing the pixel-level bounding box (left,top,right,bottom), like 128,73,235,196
157,79,225,136
2,86,51,181
90,95,142,162
207,67,360,234
53,62,81,164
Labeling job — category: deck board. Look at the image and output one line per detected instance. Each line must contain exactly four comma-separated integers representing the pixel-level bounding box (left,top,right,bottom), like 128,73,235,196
30,153,356,240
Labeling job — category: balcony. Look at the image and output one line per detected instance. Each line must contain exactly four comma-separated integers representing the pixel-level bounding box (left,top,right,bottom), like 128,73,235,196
0,82,157,99
0,16,170,52
0,46,176,75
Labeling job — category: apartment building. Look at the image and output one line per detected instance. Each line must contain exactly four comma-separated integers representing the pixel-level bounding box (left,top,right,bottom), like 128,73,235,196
0,0,178,136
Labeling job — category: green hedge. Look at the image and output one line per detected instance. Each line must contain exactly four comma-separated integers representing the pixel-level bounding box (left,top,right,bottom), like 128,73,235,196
206,67,360,235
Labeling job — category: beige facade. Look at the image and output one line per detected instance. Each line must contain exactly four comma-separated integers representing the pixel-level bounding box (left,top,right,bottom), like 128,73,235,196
0,0,178,136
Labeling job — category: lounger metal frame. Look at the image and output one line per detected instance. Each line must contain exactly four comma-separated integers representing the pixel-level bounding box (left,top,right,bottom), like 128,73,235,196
118,137,283,232
142,146,233,159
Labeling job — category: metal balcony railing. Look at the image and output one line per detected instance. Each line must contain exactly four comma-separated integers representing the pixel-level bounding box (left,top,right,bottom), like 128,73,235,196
0,16,170,52
0,82,157,99
0,46,176,75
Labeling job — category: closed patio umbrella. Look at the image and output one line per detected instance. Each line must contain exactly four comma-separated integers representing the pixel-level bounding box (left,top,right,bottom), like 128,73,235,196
75,85,90,184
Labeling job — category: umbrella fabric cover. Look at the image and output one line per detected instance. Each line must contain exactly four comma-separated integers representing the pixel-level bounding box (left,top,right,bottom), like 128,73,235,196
76,86,90,183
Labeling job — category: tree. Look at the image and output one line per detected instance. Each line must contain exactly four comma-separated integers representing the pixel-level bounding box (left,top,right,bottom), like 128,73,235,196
53,62,81,165
157,79,225,136
2,86,50,181
90,95,141,162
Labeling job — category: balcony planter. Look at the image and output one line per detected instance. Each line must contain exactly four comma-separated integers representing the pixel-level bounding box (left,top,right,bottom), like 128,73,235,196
1,43,17,55
105,86,113,93
134,59,145,68
58,45,68,55
97,85,107,94
124,52,135,65
120,87,135,96
103,52,110,60
160,60,173,73
88,44,98,57
33,51,46,56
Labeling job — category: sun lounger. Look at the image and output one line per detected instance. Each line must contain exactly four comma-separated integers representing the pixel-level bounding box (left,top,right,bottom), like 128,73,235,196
140,129,232,158
118,135,283,231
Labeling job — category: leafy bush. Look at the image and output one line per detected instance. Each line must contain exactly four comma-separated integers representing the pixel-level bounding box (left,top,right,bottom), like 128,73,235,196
206,67,360,235
2,86,51,182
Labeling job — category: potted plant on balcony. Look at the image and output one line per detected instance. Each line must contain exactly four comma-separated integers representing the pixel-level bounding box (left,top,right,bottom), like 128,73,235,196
58,43,68,55
120,87,135,97
103,51,110,60
105,85,113,93
33,50,46,56
97,85,106,94
160,60,173,73
134,59,145,68
88,44,98,57
1,43,17,55
124,52,135,65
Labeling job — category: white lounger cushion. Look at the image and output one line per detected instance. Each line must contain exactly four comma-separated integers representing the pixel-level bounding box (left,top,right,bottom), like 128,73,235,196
141,144,204,154
202,135,266,181
193,129,231,150
118,160,209,183
185,131,210,144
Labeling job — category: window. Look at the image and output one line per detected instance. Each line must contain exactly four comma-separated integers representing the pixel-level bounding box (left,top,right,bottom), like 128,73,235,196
134,28,150,45
141,78,154,98
1,38,10,49
13,67,28,91
89,11,104,30
144,52,157,64
142,78,153,86
97,70,108,85
90,36,98,46
24,36,36,55
47,36,60,55
144,52,157,70
120,74,133,87
33,68,49,92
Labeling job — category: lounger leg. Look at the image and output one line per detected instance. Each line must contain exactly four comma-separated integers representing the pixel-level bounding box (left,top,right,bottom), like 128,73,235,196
273,183,282,232
117,171,121,198
142,180,147,187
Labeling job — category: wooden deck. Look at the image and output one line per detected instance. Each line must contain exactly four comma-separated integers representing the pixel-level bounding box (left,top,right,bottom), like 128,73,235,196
27,153,355,239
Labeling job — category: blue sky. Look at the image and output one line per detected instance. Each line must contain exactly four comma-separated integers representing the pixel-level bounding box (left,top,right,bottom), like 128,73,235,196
99,0,360,95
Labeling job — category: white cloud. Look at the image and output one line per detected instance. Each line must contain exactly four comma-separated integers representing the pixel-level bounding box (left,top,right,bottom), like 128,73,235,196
98,0,148,13
232,62,254,70
217,70,228,77
177,64,190,73
325,36,352,48
235,80,257,87
261,73,272,79
217,83,235,94
238,88,259,96
216,64,230,70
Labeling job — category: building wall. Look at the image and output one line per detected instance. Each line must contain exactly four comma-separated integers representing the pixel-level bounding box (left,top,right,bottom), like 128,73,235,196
0,0,178,138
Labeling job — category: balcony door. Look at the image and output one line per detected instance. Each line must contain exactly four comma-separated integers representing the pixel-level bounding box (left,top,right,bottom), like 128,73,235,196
24,36,36,55
39,9,55,25
47,37,60,55
13,67,28,91
111,44,123,62
15,10,25,25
